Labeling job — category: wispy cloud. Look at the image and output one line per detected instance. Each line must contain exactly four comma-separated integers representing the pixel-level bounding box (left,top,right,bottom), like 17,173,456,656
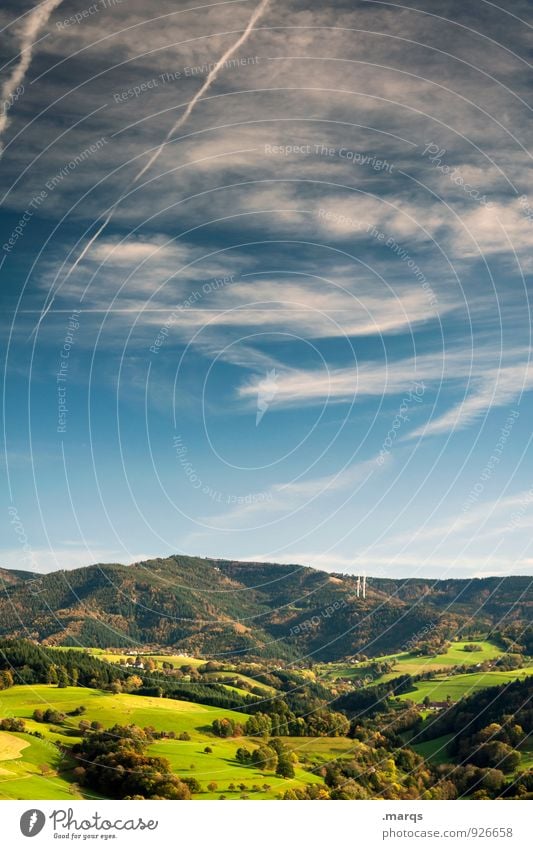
377,489,533,551
450,199,533,259
0,0,64,146
412,360,533,437
132,0,270,183
237,344,533,437
201,454,385,529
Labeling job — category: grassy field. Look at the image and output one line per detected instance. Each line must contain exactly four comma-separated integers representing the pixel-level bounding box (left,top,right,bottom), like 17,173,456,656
399,667,533,704
411,733,455,765
0,731,83,801
517,741,533,773
54,647,206,670
3,643,529,800
149,738,322,799
0,685,250,737
200,671,276,695
317,640,505,683
55,649,276,696
0,686,350,800
380,640,503,675
148,734,358,799
97,652,206,669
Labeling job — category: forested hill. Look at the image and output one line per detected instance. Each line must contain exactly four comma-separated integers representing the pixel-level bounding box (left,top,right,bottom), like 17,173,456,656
0,556,530,661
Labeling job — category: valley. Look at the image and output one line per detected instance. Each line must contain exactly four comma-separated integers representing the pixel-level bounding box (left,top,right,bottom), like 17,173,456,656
0,634,532,801
0,556,531,801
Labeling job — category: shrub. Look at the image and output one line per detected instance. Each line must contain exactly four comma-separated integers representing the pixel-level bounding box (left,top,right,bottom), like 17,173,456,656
182,776,202,793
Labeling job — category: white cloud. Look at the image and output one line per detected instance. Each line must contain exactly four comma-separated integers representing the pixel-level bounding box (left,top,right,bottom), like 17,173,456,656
201,454,384,529
450,199,533,259
412,360,533,437
379,489,533,551
88,236,178,265
0,0,65,144
237,344,532,438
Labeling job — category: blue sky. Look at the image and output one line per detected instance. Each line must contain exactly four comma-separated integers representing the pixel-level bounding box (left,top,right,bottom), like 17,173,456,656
1,0,533,577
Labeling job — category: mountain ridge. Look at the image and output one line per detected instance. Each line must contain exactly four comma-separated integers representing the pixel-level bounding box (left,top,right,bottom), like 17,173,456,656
0,555,531,661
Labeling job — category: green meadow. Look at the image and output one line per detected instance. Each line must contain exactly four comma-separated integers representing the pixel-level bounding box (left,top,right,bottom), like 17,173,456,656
378,640,503,674
516,741,533,773
317,640,505,683
399,667,533,704
411,726,533,774
200,671,276,695
149,738,322,799
98,652,206,669
0,730,84,801
1,643,530,800
147,734,357,798
411,733,455,765
55,647,206,670
0,686,349,800
0,684,249,737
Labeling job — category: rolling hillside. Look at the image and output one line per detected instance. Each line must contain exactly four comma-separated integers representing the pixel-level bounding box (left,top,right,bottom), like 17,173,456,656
0,556,530,661
0,685,334,800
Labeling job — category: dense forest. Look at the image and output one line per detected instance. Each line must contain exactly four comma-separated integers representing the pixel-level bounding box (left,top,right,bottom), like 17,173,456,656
0,556,530,661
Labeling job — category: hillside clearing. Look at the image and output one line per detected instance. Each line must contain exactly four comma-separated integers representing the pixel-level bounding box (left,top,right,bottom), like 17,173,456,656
399,668,533,704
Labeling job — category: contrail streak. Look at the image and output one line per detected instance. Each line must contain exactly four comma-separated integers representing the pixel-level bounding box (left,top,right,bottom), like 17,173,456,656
29,204,117,340
30,0,269,339
132,0,270,185
0,0,64,145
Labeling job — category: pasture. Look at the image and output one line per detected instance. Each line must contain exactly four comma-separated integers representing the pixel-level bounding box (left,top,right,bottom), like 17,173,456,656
399,667,533,704
317,640,505,684
0,686,349,800
0,731,82,801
